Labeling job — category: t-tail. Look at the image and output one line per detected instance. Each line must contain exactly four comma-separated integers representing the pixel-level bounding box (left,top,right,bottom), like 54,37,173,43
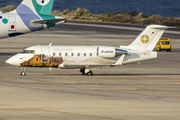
121,25,169,51
0,0,65,39
15,0,66,28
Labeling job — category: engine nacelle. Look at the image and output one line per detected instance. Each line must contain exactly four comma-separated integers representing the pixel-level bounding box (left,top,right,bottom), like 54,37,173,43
98,46,116,58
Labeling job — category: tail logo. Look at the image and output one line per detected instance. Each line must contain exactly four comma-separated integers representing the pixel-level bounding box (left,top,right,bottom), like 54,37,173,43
36,0,50,6
141,35,149,44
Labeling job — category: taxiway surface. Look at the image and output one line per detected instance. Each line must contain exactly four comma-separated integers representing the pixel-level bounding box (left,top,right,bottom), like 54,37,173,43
0,22,180,120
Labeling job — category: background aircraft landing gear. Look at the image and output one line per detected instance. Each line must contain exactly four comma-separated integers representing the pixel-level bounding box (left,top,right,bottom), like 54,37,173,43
20,67,26,76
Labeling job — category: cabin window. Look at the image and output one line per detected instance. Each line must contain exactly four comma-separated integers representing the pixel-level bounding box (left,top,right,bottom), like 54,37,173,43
78,53,80,56
65,53,68,56
20,50,35,54
53,53,55,56
59,53,61,56
71,53,74,56
84,53,86,56
90,53,92,56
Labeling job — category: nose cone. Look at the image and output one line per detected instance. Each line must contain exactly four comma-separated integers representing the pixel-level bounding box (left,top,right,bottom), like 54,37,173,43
6,55,22,66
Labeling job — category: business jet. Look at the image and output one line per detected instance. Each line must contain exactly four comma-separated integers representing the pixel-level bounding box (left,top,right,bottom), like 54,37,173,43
6,25,169,76
0,0,65,39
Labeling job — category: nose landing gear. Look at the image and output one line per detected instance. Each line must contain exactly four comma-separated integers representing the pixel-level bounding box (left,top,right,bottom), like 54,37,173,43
20,67,26,76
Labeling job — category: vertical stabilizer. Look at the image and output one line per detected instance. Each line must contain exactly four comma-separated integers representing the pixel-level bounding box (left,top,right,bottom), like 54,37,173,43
16,0,54,15
125,25,168,51
39,0,55,15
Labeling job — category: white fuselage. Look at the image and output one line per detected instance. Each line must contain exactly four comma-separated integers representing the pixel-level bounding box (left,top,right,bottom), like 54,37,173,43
6,45,157,69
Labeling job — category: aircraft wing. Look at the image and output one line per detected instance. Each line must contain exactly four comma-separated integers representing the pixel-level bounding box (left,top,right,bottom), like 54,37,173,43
30,18,66,27
62,54,125,69
63,64,113,70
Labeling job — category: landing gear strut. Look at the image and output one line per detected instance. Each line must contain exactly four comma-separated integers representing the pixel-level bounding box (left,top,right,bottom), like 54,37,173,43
80,68,85,75
20,67,26,76
80,68,93,76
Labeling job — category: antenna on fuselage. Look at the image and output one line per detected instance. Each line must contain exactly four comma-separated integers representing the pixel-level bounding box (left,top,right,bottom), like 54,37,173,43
49,43,52,46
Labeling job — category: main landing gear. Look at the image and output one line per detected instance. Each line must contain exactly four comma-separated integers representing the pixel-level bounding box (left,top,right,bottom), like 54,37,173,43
20,67,26,76
80,68,93,76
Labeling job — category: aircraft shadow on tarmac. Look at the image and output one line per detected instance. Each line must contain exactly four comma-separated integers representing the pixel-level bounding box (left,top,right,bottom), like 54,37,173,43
44,73,180,76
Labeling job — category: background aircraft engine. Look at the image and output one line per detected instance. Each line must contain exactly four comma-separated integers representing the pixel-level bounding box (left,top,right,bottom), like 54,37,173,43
97,47,116,58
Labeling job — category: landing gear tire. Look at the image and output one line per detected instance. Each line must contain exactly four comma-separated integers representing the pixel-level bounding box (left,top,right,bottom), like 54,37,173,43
87,71,93,76
21,72,26,76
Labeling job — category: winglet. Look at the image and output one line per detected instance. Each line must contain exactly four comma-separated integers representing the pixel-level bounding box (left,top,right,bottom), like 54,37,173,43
113,54,125,65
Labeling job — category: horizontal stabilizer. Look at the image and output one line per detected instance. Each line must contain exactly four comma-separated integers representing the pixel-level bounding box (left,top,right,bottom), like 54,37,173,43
150,26,175,29
30,18,66,27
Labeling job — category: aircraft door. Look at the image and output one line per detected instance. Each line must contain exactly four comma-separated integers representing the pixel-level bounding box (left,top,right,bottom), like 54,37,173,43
41,46,50,65
8,16,16,31
41,46,50,56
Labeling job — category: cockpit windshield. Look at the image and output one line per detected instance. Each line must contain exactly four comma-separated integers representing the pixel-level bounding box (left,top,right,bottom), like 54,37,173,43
20,50,35,54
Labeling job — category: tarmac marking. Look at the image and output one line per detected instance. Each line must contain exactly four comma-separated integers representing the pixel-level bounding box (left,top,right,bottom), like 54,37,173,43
0,103,124,120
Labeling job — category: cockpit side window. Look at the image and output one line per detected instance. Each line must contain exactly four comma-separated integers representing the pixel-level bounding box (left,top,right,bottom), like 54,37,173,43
20,50,26,53
20,50,35,54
